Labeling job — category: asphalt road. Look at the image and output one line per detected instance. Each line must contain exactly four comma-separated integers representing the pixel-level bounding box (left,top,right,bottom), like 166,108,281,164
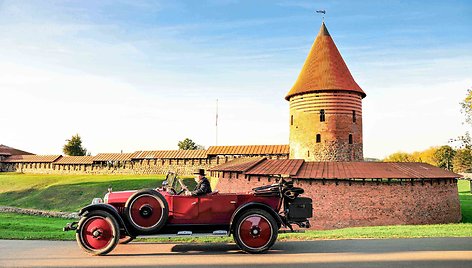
1,238,471,267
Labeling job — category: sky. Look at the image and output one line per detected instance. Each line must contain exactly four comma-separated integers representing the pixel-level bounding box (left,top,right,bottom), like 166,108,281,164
0,0,471,159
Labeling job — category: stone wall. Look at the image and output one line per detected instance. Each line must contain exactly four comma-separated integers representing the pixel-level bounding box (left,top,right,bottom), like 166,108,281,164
0,155,267,175
289,91,363,161
1,161,213,175
2,162,53,173
214,172,462,229
0,206,78,219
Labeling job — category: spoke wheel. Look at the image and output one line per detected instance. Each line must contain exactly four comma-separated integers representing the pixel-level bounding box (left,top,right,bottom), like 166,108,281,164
76,210,119,255
233,209,278,254
125,189,168,234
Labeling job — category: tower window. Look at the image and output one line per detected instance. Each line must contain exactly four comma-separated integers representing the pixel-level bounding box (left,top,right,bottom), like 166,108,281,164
349,134,353,144
353,110,356,123
291,115,293,126
307,150,310,157
320,109,325,122
316,134,321,143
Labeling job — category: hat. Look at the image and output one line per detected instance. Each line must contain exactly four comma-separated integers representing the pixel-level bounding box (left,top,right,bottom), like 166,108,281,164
193,168,205,176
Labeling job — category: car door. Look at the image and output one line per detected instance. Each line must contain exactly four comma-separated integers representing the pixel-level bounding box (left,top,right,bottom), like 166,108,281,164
169,195,199,223
198,194,238,224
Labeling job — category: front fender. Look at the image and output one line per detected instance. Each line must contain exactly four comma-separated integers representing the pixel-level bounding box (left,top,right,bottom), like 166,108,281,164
79,204,132,236
229,202,285,235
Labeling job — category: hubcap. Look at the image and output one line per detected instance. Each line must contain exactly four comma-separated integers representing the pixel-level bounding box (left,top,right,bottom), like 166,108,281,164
139,205,153,218
238,214,272,249
250,226,261,236
92,229,102,238
81,216,114,250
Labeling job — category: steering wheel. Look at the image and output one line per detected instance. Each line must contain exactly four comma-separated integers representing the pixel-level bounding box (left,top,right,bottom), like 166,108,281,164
177,179,190,195
167,188,177,195
165,179,189,195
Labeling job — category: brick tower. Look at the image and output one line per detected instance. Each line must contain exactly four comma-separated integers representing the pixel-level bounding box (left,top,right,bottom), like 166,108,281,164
286,22,366,161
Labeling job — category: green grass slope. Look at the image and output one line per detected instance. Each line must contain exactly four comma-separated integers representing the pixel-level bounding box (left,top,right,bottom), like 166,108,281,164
0,173,195,212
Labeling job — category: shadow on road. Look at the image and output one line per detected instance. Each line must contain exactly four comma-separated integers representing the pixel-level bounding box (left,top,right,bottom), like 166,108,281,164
109,238,472,257
109,243,241,257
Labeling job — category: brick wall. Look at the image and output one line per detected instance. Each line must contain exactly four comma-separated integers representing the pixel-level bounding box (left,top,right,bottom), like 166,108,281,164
215,173,462,229
289,91,363,161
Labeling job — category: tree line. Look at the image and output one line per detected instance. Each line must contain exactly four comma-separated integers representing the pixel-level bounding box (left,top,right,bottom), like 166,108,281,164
62,136,204,156
385,87,472,173
383,144,470,173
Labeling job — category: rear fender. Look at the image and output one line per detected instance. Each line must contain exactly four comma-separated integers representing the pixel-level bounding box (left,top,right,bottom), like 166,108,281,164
229,202,285,235
79,204,132,236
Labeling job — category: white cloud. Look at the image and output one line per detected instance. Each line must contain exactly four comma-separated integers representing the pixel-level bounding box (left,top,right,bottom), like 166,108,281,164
0,61,288,154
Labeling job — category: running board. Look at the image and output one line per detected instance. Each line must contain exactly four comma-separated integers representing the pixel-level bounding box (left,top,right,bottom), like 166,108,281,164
279,229,305,234
137,230,229,239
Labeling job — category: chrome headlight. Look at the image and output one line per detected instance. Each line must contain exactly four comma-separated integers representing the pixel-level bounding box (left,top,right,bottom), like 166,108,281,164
91,198,103,205
103,193,109,204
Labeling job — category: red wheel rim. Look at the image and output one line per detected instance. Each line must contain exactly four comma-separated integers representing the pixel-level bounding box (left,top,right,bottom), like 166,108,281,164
129,194,163,229
80,216,114,250
238,214,272,250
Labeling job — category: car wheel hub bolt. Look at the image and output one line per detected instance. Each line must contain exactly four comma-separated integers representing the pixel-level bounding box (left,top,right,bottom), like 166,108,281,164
140,205,153,218
250,226,261,237
92,229,102,238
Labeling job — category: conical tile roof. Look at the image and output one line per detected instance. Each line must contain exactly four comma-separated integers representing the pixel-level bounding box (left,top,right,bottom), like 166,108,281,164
286,22,365,100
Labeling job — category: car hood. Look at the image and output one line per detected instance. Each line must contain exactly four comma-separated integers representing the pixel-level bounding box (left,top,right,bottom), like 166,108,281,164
105,190,137,204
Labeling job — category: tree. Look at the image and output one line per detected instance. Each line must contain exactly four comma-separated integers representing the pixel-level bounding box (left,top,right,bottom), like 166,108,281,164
383,152,414,162
434,145,455,170
452,132,472,150
195,144,206,150
460,88,472,125
449,88,472,173
452,148,472,173
414,146,439,165
178,138,202,150
63,134,87,156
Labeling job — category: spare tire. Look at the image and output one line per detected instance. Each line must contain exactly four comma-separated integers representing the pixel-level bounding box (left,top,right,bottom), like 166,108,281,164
124,189,168,234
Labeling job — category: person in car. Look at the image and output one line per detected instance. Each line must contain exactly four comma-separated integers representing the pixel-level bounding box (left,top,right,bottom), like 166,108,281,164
188,168,212,196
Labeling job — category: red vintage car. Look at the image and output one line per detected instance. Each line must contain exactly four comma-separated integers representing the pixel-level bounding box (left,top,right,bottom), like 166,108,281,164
64,172,312,255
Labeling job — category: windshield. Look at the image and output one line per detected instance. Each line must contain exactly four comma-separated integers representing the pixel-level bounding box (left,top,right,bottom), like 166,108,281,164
165,172,185,193
166,172,177,188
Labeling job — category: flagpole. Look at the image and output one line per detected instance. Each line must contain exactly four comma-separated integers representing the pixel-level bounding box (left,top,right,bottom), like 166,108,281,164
216,98,218,146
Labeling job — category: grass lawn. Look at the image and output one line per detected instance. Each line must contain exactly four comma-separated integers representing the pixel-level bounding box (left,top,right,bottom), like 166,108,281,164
458,179,472,223
0,174,470,241
0,213,75,240
1,212,470,242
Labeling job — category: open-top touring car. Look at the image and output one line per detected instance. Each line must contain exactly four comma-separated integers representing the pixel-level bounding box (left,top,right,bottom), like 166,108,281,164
64,172,312,255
